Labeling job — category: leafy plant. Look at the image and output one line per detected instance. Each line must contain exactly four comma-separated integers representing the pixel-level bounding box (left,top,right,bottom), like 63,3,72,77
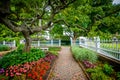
83,60,96,68
0,45,10,51
0,53,56,80
103,63,113,75
86,66,112,80
71,46,97,63
0,48,45,68
117,72,120,80
48,51,58,56
49,47,61,51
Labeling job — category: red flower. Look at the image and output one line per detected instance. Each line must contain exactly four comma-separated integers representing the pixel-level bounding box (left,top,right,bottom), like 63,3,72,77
39,77,43,80
28,73,32,77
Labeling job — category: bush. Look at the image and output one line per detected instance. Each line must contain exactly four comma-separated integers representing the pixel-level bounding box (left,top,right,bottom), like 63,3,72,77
117,72,120,80
0,45,10,51
103,63,113,75
49,47,61,51
0,48,45,68
47,51,58,56
86,67,112,80
71,46,97,63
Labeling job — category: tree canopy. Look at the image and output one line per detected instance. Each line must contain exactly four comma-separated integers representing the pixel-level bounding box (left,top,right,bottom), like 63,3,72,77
0,0,76,52
0,0,120,51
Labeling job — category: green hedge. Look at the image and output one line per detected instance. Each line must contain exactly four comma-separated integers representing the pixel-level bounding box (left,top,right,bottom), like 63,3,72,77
0,45,10,51
71,46,97,63
49,47,61,51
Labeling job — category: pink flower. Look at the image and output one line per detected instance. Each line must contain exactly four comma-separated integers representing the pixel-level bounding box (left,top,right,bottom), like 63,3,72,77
23,70,27,73
16,72,21,76
6,73,9,76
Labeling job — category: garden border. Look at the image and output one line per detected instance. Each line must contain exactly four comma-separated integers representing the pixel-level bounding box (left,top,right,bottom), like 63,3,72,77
70,47,90,80
46,56,58,80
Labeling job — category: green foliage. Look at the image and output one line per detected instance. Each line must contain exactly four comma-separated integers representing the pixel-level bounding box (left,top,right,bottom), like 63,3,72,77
0,74,9,80
71,46,97,63
103,63,113,75
49,47,61,51
50,24,63,38
86,66,112,80
91,72,111,80
0,45,10,51
48,47,61,56
0,48,45,68
0,24,21,42
17,44,24,51
117,72,120,80
61,36,70,40
48,51,58,56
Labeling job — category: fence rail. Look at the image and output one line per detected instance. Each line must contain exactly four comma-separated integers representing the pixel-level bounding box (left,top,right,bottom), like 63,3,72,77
0,40,16,48
31,39,61,47
79,37,120,60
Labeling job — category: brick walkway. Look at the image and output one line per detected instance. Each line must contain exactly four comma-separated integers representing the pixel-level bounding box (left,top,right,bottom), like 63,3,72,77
48,46,88,80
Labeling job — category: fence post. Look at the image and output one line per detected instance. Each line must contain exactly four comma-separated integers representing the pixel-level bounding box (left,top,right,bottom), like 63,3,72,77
95,36,100,52
70,37,72,46
51,39,53,46
13,40,16,47
79,37,81,46
59,39,61,46
85,38,87,48
38,41,40,47
116,39,118,50
3,41,5,45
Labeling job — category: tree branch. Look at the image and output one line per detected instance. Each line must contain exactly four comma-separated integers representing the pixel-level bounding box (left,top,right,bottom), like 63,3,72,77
1,18,22,32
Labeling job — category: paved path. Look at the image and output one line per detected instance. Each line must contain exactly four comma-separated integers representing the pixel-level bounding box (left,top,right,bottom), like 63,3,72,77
48,46,88,80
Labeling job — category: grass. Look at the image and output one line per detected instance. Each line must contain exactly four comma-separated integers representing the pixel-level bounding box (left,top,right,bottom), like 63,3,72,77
48,47,61,56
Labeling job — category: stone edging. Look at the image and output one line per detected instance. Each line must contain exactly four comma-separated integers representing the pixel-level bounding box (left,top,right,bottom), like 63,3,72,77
70,47,91,80
77,61,91,80
46,57,58,80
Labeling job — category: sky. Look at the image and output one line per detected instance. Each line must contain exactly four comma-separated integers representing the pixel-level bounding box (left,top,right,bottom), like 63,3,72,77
113,0,120,4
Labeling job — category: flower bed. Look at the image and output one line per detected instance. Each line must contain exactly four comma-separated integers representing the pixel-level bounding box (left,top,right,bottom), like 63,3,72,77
71,46,120,80
0,53,57,80
0,45,59,80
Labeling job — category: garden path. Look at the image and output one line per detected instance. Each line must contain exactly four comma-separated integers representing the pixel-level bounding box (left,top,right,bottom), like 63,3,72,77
48,46,88,80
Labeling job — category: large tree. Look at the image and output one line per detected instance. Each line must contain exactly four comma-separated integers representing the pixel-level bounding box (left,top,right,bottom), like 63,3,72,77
0,0,76,52
53,0,120,40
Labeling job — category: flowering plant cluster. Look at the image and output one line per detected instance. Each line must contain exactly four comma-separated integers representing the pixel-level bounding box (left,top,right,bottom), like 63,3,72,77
44,54,56,62
27,60,50,80
83,60,96,68
0,68,5,74
5,62,31,77
0,54,57,80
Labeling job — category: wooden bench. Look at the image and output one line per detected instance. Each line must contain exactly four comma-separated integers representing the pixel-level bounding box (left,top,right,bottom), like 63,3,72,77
40,47,48,51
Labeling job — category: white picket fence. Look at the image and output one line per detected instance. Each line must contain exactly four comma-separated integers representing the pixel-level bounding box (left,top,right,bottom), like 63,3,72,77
78,37,120,60
31,39,61,47
0,40,16,48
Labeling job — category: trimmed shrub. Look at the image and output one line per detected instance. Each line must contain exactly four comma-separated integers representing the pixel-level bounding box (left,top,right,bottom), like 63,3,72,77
49,47,61,51
0,45,10,51
71,46,97,63
103,63,113,75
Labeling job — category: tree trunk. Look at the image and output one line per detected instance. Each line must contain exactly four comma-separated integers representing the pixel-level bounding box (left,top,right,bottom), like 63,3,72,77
22,32,31,52
72,38,77,45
